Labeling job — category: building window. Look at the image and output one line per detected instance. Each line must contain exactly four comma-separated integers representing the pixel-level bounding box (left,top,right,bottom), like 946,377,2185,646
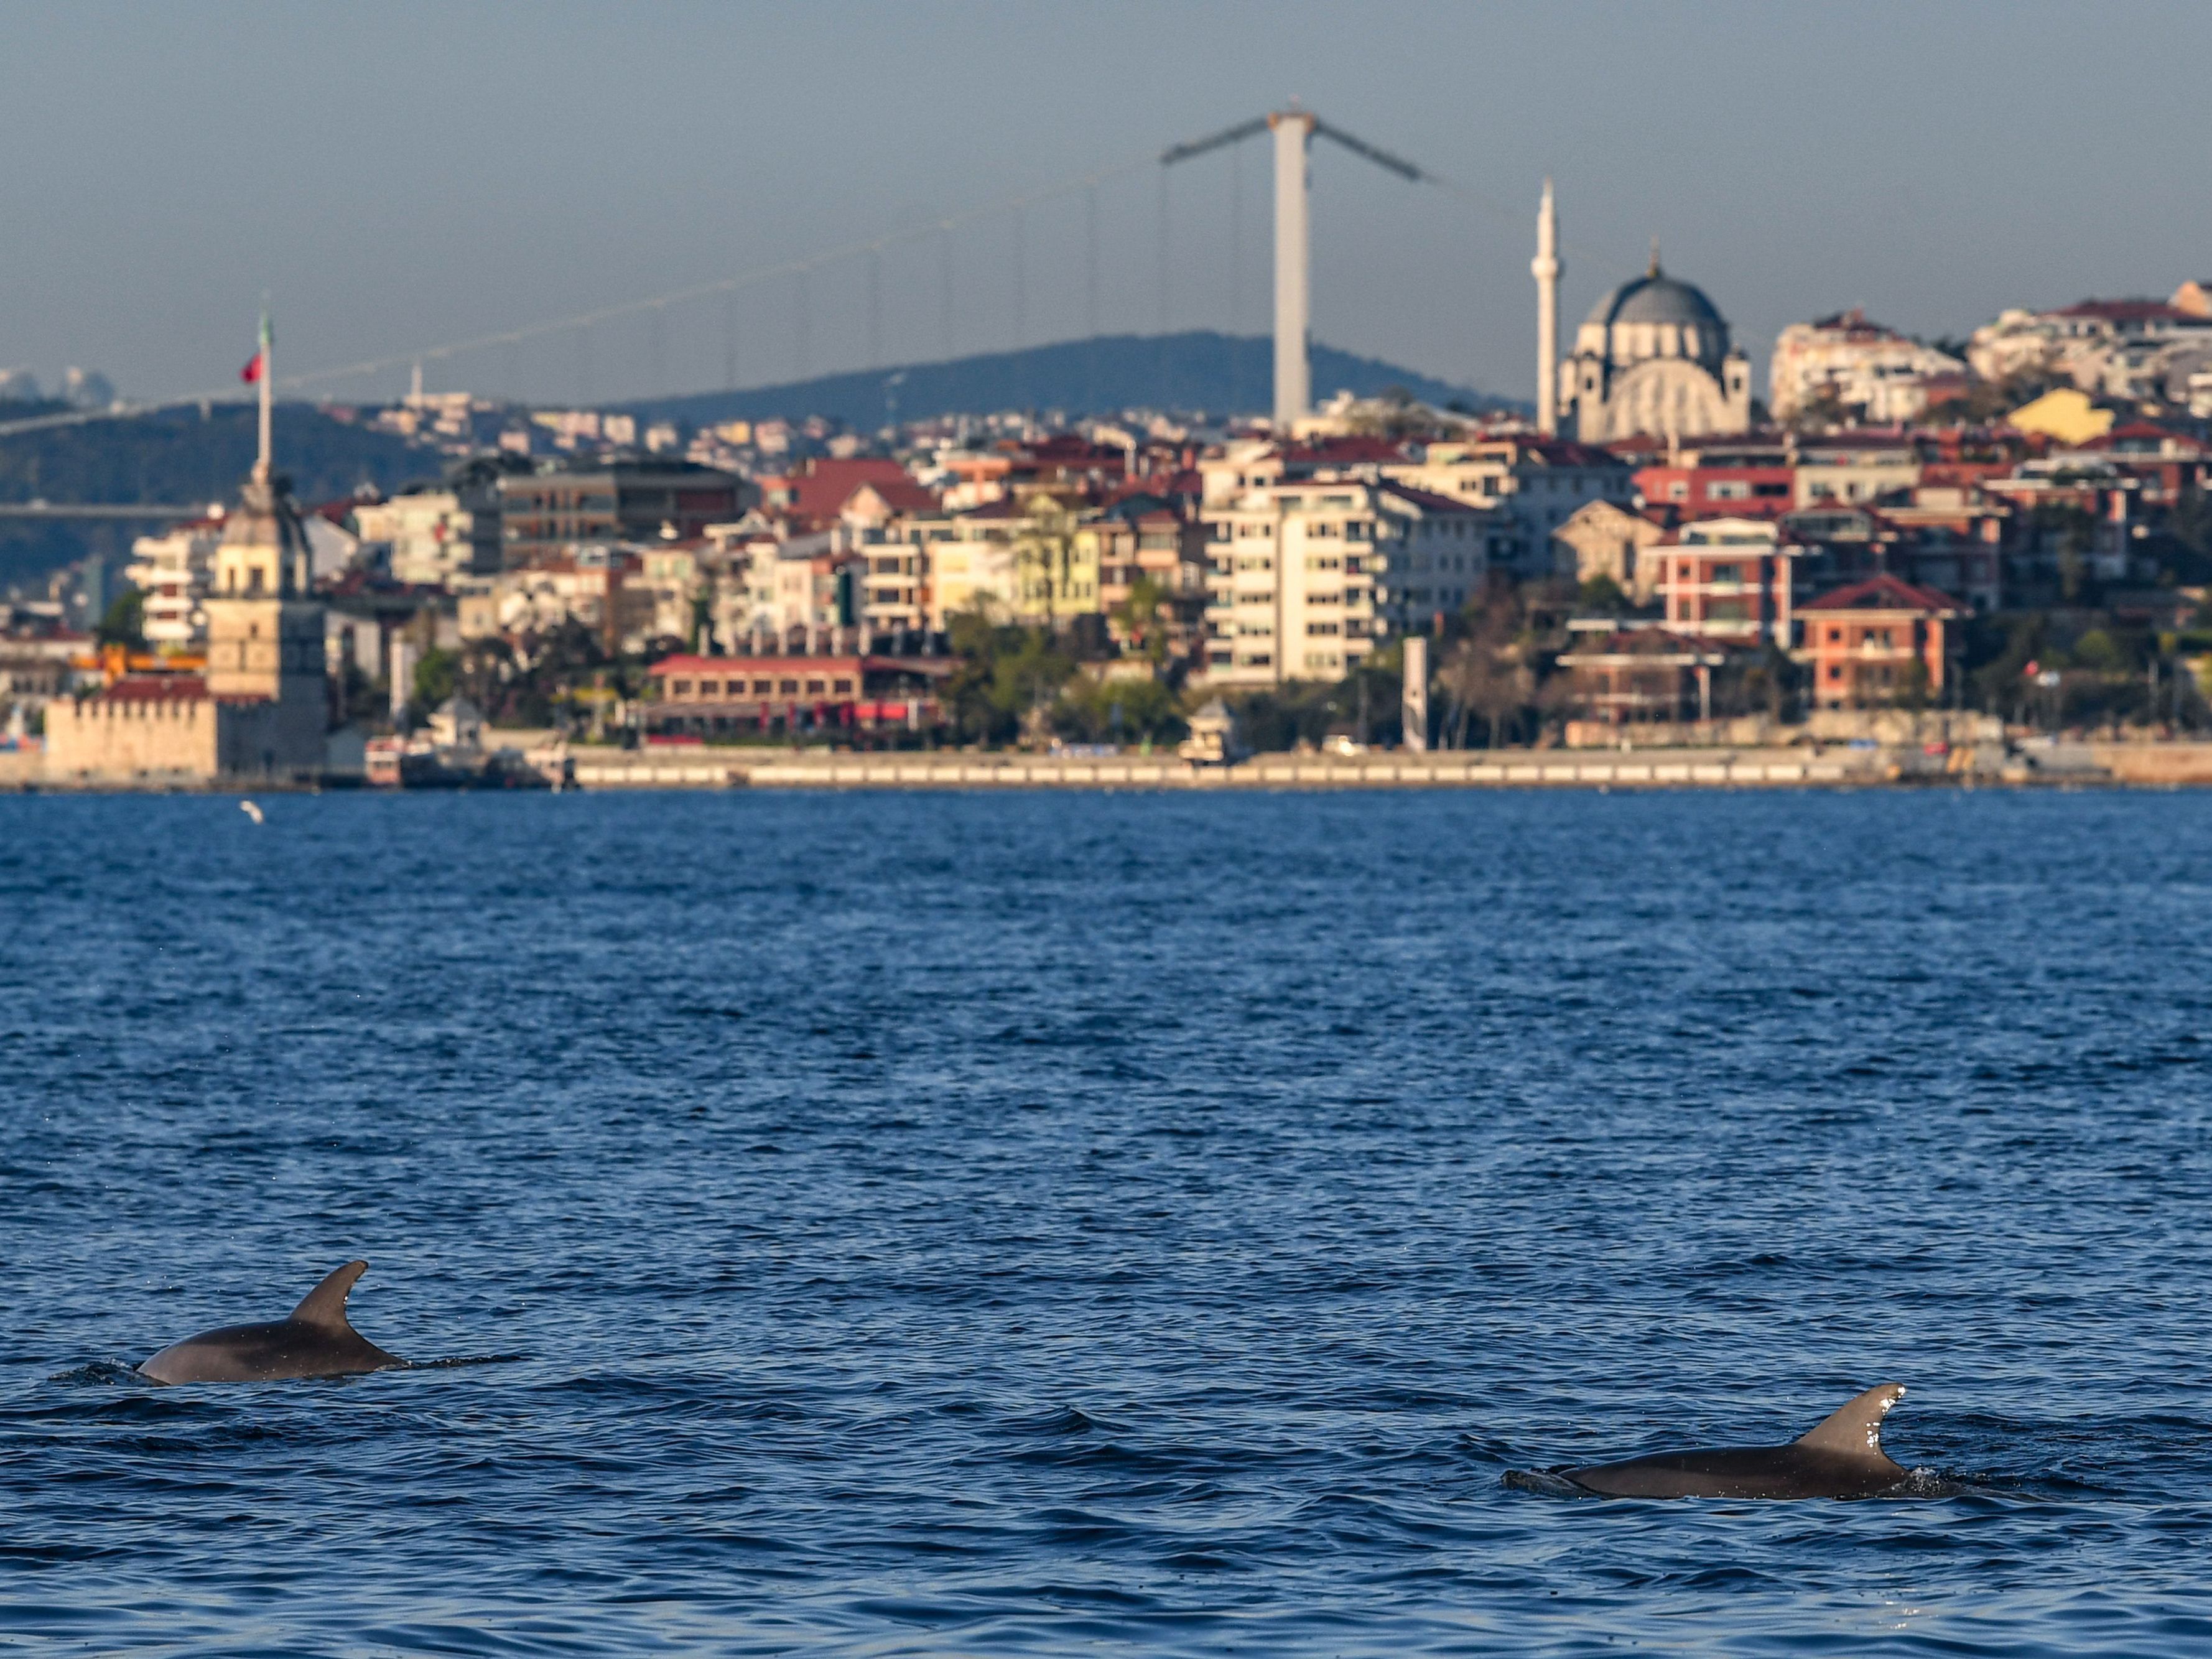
698,680,719,697
671,679,692,695
779,679,799,694
804,679,825,694
753,678,773,694
832,678,853,694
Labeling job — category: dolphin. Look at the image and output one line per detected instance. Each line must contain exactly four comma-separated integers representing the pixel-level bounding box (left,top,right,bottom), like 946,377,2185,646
139,1261,406,1385
1546,1383,1912,1499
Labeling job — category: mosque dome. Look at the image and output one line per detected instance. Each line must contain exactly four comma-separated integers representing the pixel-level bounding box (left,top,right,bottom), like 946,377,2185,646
1573,247,1736,377
1585,272,1725,333
1583,246,1727,335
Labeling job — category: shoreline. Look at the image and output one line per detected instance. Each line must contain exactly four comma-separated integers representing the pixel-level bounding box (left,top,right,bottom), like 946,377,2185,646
10,739,2212,793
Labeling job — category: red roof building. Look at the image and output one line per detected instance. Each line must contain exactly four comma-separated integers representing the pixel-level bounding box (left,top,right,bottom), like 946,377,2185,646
1797,575,1964,709
645,651,955,737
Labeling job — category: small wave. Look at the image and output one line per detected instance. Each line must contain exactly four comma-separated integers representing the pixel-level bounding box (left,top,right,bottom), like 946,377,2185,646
1500,1467,1587,1497
401,1354,527,1371
44,1361,152,1387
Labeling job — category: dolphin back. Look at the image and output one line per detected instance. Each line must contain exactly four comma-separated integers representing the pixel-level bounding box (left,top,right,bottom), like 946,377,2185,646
139,1261,404,1385
1557,1384,1912,1500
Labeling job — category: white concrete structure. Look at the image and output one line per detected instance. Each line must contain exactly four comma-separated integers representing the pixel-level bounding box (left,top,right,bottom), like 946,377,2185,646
1532,180,1562,435
1384,437,1635,577
1197,480,1501,688
355,483,502,586
124,516,225,646
1271,109,1315,429
1401,634,1428,752
1769,310,1965,424
1969,299,2212,389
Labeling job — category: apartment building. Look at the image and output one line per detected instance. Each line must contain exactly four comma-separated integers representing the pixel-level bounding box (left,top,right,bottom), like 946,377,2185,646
123,516,225,647
1383,436,1635,575
1651,517,1796,648
354,477,503,585
1199,481,1501,688
497,457,746,567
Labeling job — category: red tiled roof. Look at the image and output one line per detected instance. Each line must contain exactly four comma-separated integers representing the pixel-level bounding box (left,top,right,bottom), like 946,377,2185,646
1517,436,1630,468
1379,482,1486,513
1284,437,1410,464
1798,429,1916,451
101,674,208,703
781,458,911,524
649,654,863,678
851,480,940,513
1798,574,1963,614
2087,421,2204,455
648,653,957,681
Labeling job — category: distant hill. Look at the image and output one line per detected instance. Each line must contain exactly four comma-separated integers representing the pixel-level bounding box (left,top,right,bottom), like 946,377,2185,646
626,331,1515,429
0,404,427,591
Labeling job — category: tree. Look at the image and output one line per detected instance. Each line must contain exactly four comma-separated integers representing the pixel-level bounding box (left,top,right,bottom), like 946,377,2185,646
95,588,145,649
1892,658,1931,712
1110,574,1170,664
939,607,1077,746
1057,674,1184,745
412,646,460,712
1576,573,1630,614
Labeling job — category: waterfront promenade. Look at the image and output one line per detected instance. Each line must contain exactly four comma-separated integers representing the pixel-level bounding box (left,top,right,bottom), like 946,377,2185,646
568,740,2212,791
11,737,2212,793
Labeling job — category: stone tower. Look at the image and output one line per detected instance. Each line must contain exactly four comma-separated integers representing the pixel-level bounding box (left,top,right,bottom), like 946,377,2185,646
200,314,329,770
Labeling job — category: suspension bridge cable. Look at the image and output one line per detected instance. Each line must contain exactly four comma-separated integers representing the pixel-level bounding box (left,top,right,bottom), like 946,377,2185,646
0,146,1161,438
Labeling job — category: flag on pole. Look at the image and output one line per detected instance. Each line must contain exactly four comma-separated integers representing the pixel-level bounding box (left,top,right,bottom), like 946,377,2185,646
240,314,272,383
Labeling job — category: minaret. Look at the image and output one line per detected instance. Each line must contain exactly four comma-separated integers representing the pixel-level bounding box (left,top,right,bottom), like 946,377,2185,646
1532,179,1562,437
1270,108,1315,429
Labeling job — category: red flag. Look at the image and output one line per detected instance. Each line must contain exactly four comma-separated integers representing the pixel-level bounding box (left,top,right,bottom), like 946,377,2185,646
240,352,264,384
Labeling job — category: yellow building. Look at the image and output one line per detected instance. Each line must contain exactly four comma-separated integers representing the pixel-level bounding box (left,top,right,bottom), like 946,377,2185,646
926,501,1023,627
2006,387,2115,446
1011,498,1100,626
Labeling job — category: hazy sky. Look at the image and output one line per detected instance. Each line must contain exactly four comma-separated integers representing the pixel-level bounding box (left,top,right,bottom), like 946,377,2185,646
3,0,2206,409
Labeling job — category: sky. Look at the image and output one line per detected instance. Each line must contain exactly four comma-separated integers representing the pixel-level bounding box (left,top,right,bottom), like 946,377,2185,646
2,0,2206,411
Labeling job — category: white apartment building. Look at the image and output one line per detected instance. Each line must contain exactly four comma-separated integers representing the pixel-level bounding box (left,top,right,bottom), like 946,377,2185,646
1383,437,1634,576
1969,299,2212,389
124,516,225,647
1768,310,1966,423
922,501,1027,629
1198,481,1502,689
354,483,501,586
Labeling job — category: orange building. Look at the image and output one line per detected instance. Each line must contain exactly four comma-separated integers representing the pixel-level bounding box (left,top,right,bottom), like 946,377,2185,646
1797,575,1964,708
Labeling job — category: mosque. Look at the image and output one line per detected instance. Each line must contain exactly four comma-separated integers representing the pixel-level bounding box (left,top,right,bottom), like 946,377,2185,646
1533,184,1752,443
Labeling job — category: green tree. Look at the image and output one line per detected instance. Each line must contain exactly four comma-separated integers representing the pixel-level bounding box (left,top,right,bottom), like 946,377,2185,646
95,587,145,649
1576,572,1630,614
1057,674,1184,744
412,646,460,710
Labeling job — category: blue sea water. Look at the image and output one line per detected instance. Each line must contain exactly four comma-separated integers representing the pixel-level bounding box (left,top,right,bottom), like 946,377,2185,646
4,788,2212,1656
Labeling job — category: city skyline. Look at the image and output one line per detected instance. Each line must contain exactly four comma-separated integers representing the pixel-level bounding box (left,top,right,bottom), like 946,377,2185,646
2,0,2208,409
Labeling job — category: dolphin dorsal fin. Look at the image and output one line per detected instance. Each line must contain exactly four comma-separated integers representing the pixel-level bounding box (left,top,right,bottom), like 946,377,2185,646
289,1261,368,1329
1795,1383,1905,1457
